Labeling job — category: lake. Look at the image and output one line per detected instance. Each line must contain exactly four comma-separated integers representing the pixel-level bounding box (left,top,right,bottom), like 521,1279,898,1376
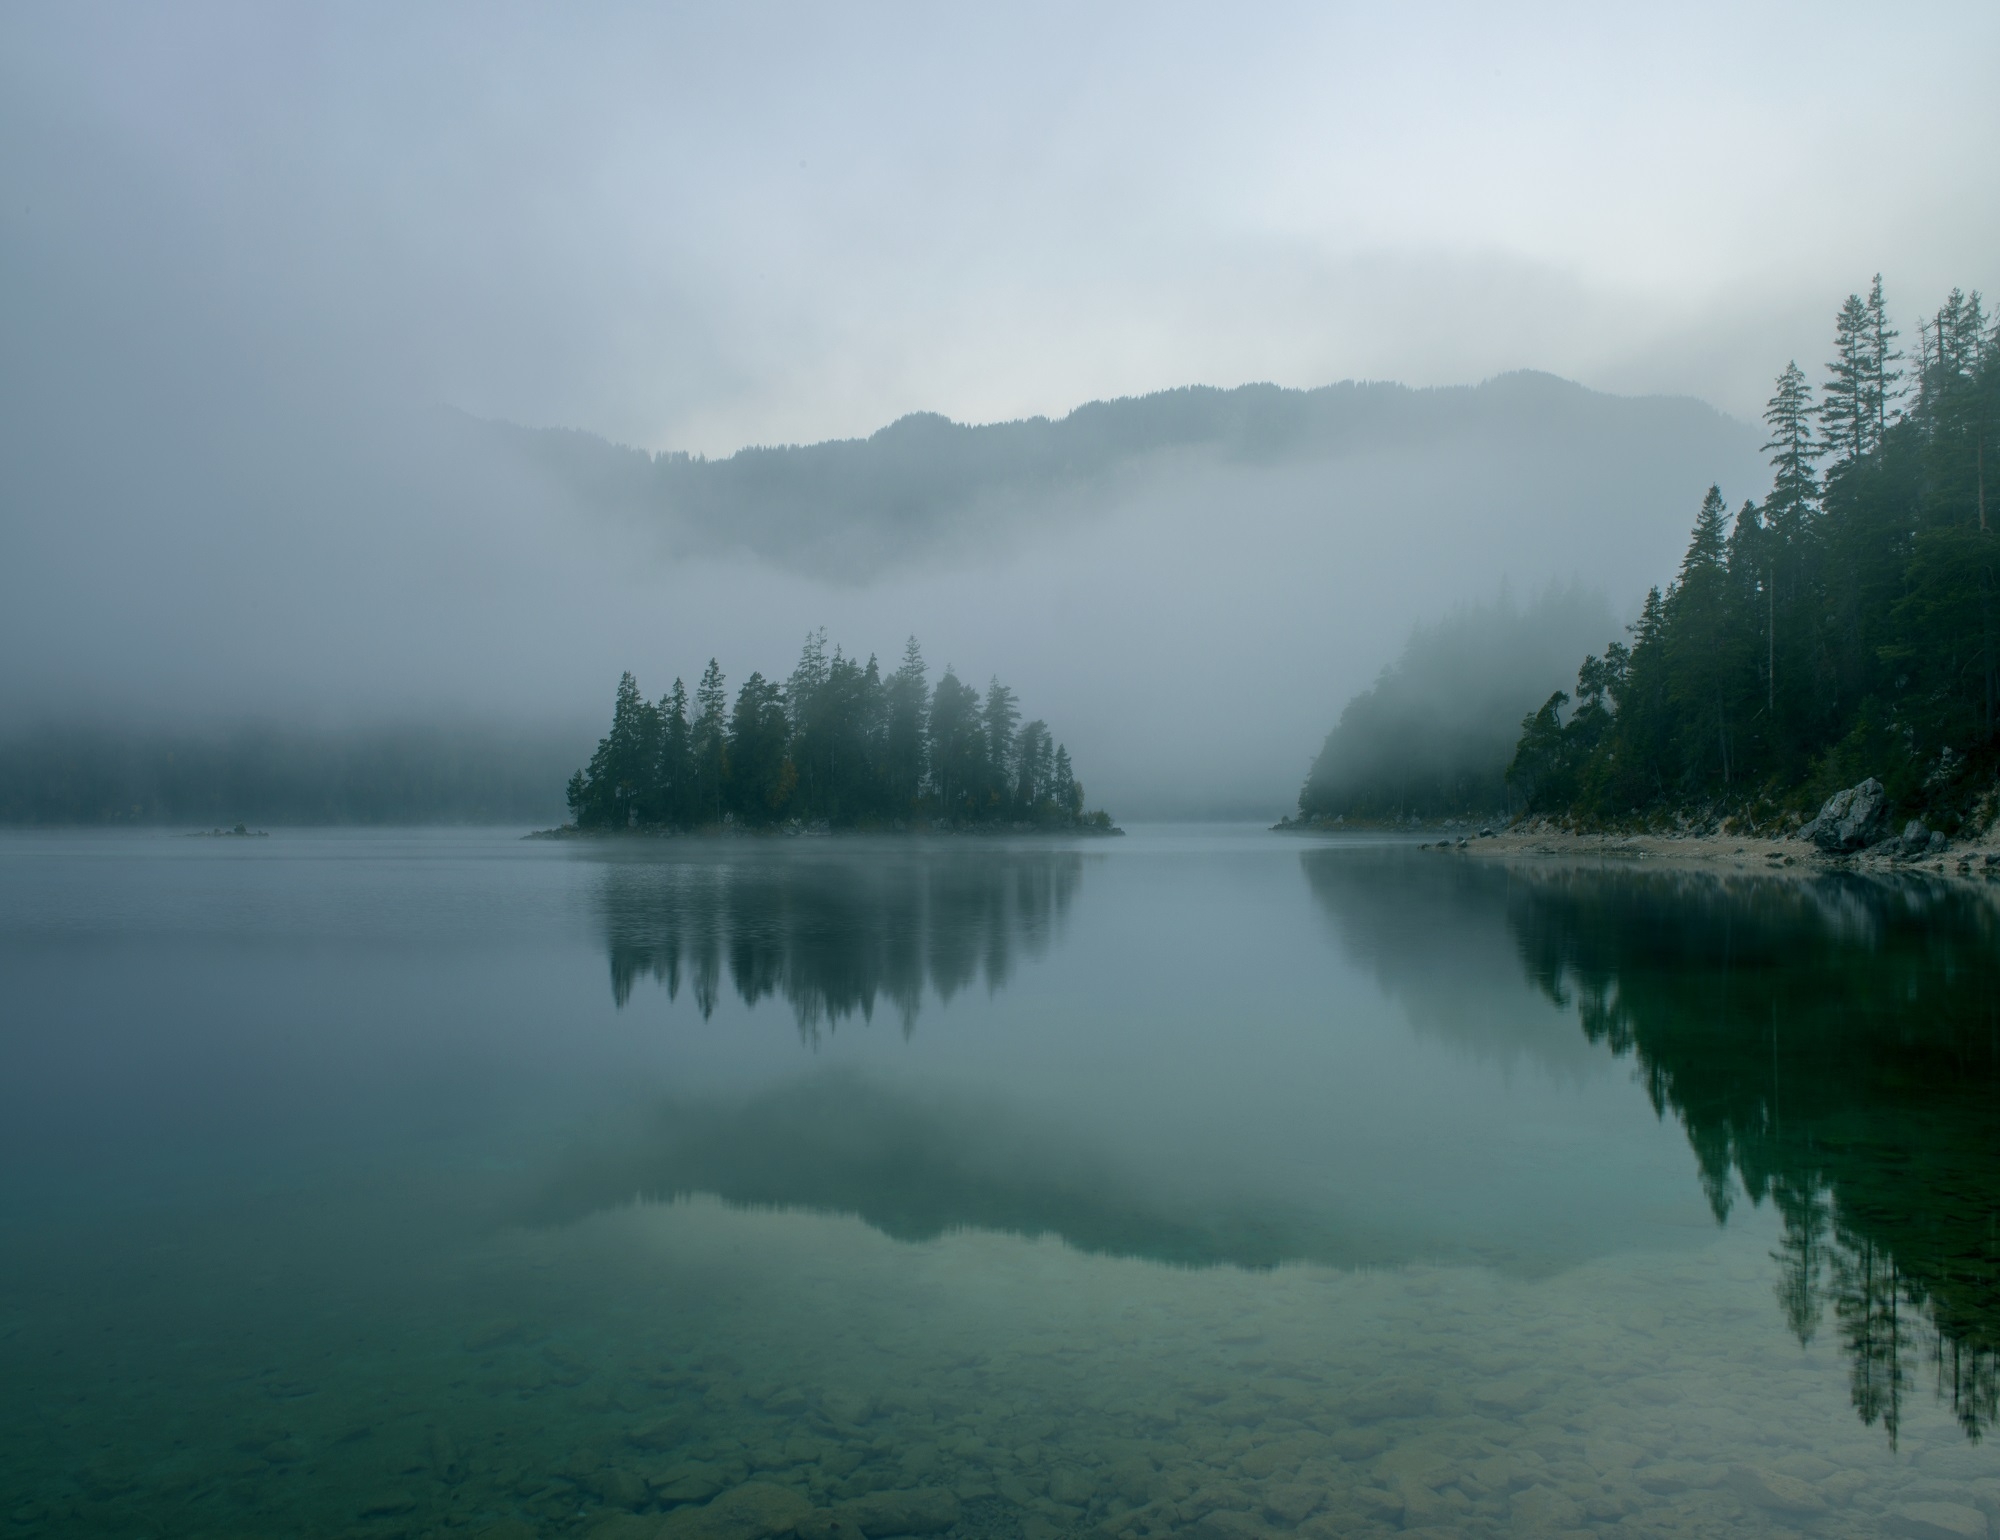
1,827,1996,1539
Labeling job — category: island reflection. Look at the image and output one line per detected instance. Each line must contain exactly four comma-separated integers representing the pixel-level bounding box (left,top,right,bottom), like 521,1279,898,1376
592,841,1084,1037
1307,848,2000,1444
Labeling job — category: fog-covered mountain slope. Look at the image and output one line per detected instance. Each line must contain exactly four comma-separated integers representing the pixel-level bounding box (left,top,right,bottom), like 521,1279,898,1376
487,371,1762,583
3,368,1764,820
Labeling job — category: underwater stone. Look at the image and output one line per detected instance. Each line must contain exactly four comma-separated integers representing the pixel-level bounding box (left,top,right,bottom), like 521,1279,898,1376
833,1486,962,1536
1508,1483,1583,1531
1046,1468,1096,1506
1726,1464,1825,1516
1188,1510,1277,1540
471,1523,539,1540
632,1418,697,1452
1261,1483,1323,1523
1890,1505,1991,1540
589,1518,662,1540
661,1482,816,1540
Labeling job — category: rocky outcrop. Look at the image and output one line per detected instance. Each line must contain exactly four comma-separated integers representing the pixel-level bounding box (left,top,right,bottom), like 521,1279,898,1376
1801,778,1889,852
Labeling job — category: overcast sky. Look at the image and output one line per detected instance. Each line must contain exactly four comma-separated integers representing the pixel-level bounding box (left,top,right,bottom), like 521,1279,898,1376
3,2,1998,815
5,1,1996,457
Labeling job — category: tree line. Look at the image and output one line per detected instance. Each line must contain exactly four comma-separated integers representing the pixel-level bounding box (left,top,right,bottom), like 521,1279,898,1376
566,633,1109,831
1509,278,1999,828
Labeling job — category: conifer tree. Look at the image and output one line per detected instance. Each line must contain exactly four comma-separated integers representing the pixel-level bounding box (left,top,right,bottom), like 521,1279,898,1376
1822,292,1875,465
659,678,693,825
884,637,929,811
983,678,1021,806
727,672,791,823
1863,274,1903,443
928,668,984,817
693,659,729,824
1762,362,1820,532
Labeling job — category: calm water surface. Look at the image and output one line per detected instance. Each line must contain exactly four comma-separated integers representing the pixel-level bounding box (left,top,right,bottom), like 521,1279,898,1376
2,827,1996,1539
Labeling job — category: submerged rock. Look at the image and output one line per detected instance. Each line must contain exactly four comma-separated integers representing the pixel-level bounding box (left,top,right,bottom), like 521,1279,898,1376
1889,1504,1990,1540
1803,778,1889,852
662,1482,815,1540
833,1486,961,1536
1726,1464,1826,1516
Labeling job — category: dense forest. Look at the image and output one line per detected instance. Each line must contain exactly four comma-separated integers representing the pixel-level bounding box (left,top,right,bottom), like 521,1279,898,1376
566,632,1111,832
1507,279,1999,830
1295,583,1614,822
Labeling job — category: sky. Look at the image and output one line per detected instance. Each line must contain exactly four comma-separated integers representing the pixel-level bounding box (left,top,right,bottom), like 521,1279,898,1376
2,1,1997,815
5,1,1995,455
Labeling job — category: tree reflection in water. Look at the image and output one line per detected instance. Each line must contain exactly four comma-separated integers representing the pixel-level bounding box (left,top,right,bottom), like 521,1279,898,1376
593,842,1084,1038
1305,849,2000,1444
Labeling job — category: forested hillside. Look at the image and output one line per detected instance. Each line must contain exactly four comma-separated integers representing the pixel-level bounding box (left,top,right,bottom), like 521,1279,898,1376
566,632,1110,831
1507,279,1999,832
1296,584,1614,823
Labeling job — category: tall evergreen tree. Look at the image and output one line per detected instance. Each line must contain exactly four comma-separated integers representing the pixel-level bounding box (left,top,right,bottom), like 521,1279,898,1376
883,637,929,811
727,672,792,823
928,668,984,817
1762,361,1820,533
1823,292,1877,466
658,678,694,825
693,659,729,824
982,678,1021,808
1863,273,1903,444
1662,487,1740,786
1014,720,1053,808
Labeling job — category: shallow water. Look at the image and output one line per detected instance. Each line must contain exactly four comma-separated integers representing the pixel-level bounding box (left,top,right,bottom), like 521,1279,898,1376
2,827,1997,1539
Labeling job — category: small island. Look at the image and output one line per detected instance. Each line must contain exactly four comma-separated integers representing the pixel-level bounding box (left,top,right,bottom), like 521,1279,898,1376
557,632,1118,834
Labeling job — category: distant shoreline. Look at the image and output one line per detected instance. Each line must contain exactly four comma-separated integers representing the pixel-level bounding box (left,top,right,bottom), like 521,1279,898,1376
1390,822,1999,879
526,821,1124,841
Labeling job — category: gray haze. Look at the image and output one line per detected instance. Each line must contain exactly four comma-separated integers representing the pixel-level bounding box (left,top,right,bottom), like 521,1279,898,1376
2,4,1993,817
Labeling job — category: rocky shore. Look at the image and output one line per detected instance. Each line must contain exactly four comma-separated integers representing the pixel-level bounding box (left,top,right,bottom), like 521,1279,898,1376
1444,783,2000,880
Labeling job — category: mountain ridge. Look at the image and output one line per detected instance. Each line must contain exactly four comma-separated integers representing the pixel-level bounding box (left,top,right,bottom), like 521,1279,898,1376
472,370,1760,581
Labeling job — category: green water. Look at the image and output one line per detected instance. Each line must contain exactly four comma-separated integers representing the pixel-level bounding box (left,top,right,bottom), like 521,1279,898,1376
1,829,1996,1539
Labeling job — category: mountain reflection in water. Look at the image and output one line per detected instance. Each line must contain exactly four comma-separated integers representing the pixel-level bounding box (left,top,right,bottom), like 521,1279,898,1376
1306,849,2000,1444
593,842,1084,1035
526,1073,1351,1270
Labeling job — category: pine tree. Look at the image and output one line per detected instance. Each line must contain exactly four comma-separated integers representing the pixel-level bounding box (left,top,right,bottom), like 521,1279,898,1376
659,678,693,825
928,668,984,818
727,672,792,823
884,637,929,812
1823,292,1875,465
982,678,1021,810
693,659,729,824
1863,274,1903,443
1762,361,1820,533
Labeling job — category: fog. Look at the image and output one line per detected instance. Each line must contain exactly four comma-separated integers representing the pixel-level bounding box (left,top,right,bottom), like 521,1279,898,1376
3,4,1992,819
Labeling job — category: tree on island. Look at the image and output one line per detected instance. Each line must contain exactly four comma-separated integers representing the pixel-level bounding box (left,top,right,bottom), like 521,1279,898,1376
566,634,1111,831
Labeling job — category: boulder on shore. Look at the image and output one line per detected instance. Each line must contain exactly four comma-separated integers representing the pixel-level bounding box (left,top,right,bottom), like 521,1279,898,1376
1802,778,1889,852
